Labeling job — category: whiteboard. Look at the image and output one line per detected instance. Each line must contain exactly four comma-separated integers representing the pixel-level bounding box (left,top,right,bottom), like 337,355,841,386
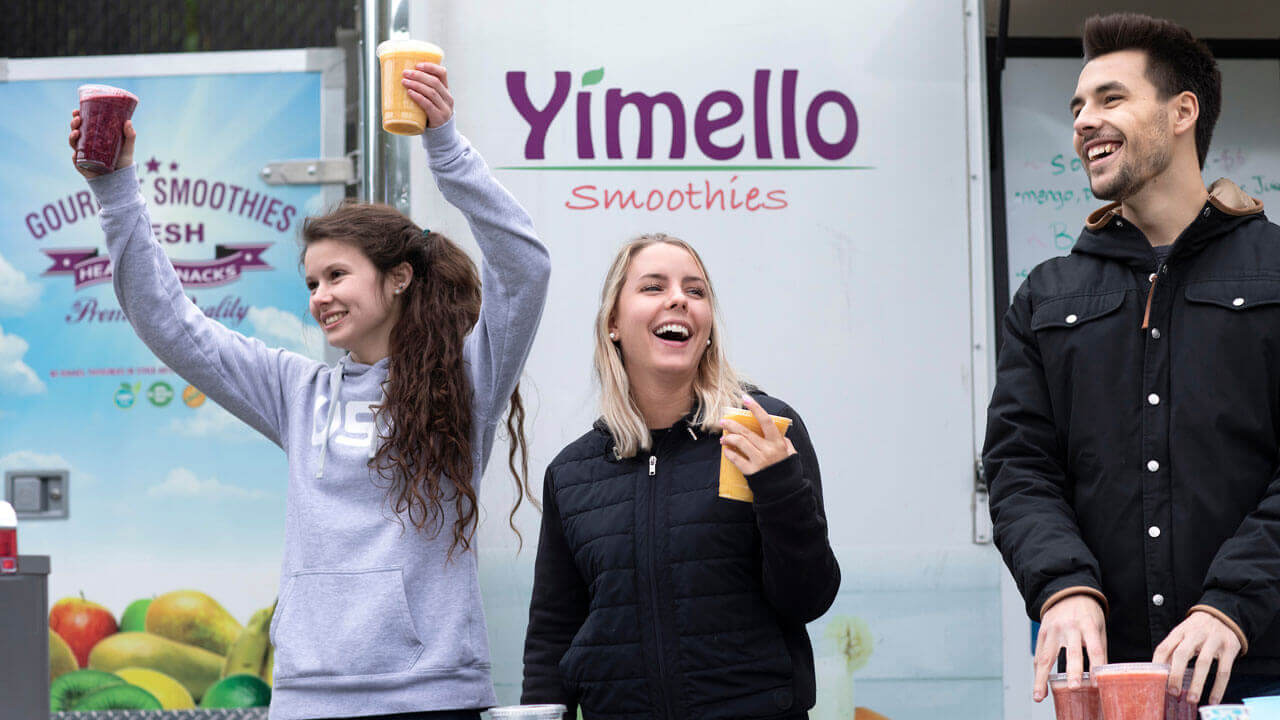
1001,57,1280,297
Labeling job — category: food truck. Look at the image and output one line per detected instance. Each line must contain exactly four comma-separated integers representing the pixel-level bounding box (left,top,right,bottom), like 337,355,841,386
1,1,1276,718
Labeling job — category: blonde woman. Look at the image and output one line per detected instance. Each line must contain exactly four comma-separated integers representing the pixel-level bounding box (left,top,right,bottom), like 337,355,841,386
521,234,839,719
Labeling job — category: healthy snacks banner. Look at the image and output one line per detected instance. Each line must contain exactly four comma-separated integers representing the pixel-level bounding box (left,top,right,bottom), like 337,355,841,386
0,55,337,712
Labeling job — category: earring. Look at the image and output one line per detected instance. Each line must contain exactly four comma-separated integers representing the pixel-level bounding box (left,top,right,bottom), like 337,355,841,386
609,332,617,341
394,285,405,295
706,338,712,346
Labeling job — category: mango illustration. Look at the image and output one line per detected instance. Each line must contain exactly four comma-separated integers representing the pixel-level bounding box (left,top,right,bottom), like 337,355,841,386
88,632,223,702
50,629,79,681
145,590,242,656
114,667,195,709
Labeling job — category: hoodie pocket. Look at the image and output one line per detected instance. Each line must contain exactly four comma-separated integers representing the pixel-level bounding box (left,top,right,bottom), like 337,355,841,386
271,567,425,679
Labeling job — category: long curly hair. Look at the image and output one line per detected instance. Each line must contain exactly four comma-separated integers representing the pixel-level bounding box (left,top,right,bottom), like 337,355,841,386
301,201,534,556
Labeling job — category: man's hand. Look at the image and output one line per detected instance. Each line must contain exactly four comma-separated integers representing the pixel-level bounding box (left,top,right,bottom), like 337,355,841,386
1034,594,1107,702
1153,610,1242,705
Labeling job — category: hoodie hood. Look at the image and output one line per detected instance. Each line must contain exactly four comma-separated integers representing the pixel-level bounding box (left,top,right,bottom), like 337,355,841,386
1073,178,1266,269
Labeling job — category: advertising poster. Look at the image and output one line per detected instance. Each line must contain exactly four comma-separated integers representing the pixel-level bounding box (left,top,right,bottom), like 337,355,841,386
403,2,1001,719
0,50,343,712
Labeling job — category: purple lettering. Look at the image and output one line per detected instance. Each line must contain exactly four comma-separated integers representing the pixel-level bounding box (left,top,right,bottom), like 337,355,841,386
506,71,571,160
806,90,858,160
694,91,744,161
605,89,686,159
753,70,772,159
782,70,799,159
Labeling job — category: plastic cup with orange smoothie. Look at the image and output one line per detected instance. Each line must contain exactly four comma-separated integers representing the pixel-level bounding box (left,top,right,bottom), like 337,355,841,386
376,39,444,135
718,408,792,502
75,85,139,174
1050,672,1102,720
1094,663,1170,720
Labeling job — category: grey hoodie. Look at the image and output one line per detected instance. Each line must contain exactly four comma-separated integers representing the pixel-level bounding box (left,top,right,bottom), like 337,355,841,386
88,118,550,719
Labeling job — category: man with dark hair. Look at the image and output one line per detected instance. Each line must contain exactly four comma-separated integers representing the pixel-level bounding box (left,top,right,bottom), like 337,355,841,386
984,12,1280,707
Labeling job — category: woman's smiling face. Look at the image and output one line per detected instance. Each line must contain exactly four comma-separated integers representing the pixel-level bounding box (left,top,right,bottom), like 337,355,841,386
609,242,714,383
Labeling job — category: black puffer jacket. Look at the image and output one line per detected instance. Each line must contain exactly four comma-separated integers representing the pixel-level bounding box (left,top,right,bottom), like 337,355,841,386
984,179,1280,672
521,393,840,720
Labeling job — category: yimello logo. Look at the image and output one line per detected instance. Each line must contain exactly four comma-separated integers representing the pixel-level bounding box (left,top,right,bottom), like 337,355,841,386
506,68,858,162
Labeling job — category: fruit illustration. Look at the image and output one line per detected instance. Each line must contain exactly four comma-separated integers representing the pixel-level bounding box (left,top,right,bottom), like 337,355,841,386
72,684,162,711
825,615,874,672
50,669,125,712
49,592,119,667
855,708,891,720
261,643,274,687
146,590,243,656
88,632,223,702
49,630,78,681
119,598,152,633
114,667,195,710
200,673,272,709
222,600,275,679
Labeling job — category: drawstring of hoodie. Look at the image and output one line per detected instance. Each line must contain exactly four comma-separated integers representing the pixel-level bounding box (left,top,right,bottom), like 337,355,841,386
315,358,345,480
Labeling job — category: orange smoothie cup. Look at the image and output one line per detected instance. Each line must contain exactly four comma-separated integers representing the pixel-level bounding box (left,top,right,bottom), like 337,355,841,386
376,39,444,135
1094,663,1170,720
718,408,792,502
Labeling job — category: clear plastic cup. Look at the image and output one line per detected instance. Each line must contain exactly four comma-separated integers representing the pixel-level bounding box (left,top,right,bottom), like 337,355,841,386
485,705,567,720
75,84,139,173
1199,706,1251,720
376,38,444,135
1050,671,1102,720
717,408,792,502
1093,662,1170,720
1243,697,1280,720
1167,672,1201,720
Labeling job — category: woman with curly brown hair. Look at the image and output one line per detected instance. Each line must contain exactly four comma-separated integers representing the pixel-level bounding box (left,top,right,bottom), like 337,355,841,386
69,63,549,720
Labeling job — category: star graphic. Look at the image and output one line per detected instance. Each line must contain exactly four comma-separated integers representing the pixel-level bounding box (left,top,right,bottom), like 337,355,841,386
170,161,179,171
145,157,161,173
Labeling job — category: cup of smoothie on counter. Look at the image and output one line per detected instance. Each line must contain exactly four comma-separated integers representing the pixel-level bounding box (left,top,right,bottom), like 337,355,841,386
1166,671,1199,720
718,408,792,502
1093,662,1170,720
376,38,444,135
1050,671,1101,720
75,84,138,174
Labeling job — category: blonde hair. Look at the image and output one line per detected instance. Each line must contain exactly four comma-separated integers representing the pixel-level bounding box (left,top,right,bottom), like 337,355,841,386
593,233,745,458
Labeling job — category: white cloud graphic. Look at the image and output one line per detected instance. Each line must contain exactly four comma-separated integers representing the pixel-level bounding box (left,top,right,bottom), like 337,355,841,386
0,324,45,395
167,401,258,442
148,467,265,500
0,450,95,485
0,253,41,316
247,306,325,360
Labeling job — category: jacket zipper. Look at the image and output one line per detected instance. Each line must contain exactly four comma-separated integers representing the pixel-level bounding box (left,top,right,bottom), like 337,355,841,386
647,452,676,719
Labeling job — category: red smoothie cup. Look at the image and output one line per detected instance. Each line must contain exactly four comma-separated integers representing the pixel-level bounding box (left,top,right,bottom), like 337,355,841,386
1050,671,1102,720
1094,662,1170,720
1167,672,1200,720
75,84,139,174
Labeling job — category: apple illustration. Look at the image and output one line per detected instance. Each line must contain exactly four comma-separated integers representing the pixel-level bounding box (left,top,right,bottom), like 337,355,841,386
50,592,118,667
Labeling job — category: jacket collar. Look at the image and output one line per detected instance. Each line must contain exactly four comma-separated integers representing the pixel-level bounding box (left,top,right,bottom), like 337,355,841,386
1073,178,1265,269
595,410,703,462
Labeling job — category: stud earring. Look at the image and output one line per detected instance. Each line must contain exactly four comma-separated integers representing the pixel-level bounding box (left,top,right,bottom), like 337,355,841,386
706,338,712,346
609,332,617,341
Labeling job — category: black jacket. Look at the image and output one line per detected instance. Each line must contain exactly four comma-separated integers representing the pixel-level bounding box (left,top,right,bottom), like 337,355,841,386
984,179,1280,672
521,393,840,719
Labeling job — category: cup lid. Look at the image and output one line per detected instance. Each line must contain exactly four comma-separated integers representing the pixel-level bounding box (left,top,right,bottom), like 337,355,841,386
486,705,567,720
1049,671,1093,684
77,84,139,102
1092,662,1171,676
376,38,444,58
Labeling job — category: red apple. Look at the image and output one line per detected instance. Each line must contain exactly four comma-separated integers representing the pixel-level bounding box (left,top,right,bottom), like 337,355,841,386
49,592,118,667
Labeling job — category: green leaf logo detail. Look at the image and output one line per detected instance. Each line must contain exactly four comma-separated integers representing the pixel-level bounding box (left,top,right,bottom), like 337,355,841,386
582,68,604,87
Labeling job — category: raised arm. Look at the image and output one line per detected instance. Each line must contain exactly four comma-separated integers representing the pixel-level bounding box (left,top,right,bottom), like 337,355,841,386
71,113,317,446
405,63,552,457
